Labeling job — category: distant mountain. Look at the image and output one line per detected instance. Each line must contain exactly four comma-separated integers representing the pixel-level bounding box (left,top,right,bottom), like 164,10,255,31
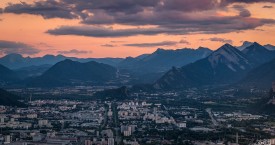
237,41,275,51
236,41,253,51
264,44,275,51
242,42,275,65
0,64,19,84
0,53,123,69
29,59,117,87
14,64,52,79
117,47,213,84
154,44,254,89
0,54,65,69
240,58,275,88
119,47,212,74
0,88,26,107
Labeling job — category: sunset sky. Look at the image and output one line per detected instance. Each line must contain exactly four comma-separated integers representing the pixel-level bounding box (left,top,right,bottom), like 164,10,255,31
0,0,275,58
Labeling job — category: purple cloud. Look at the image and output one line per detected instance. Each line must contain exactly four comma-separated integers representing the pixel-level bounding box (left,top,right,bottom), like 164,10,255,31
209,37,233,44
0,40,40,55
57,49,92,54
3,0,275,37
124,41,179,47
263,5,273,8
101,44,116,47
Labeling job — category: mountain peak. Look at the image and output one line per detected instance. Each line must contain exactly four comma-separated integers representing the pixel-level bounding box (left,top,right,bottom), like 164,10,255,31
216,43,236,52
2,53,24,59
251,42,266,49
243,41,253,45
208,44,251,71
264,44,275,51
242,42,274,65
197,47,210,51
236,41,253,51
243,42,269,53
155,48,166,53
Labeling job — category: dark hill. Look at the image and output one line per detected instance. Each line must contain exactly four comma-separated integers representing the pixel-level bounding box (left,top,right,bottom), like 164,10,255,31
29,59,117,87
0,88,26,107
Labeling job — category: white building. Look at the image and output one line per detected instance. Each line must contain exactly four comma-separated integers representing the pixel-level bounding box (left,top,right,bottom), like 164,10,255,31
85,140,92,145
123,130,131,136
108,138,114,145
177,122,187,128
108,109,113,117
0,117,5,123
27,114,38,119
38,120,49,127
4,135,11,144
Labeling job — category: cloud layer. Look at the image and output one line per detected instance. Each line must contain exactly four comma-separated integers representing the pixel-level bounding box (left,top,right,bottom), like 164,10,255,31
0,40,40,55
57,49,92,55
3,0,275,38
209,37,233,44
124,41,179,47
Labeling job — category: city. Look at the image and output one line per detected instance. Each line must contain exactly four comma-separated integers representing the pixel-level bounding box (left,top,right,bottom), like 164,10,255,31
0,84,274,145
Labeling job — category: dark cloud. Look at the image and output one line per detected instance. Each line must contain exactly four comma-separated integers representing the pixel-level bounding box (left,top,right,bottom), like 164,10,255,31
4,0,275,37
233,5,251,17
124,41,178,47
263,5,273,8
3,0,159,20
0,40,40,55
46,25,184,37
158,0,222,12
4,1,77,19
179,40,191,45
4,0,274,20
223,0,275,4
47,16,275,37
209,37,233,44
101,44,116,47
57,49,91,54
37,42,53,48
71,0,160,14
110,41,126,43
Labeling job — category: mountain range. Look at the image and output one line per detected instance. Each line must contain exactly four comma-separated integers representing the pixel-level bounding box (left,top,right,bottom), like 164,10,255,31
118,47,212,74
154,43,275,89
0,53,123,69
237,41,275,51
0,42,275,89
242,42,275,64
117,47,212,84
0,48,213,83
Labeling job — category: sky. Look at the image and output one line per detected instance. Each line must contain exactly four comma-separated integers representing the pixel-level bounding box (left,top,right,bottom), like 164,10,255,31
0,0,275,58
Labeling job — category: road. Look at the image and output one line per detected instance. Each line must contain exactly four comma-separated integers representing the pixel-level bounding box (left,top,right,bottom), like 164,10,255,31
112,103,121,143
206,108,219,127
